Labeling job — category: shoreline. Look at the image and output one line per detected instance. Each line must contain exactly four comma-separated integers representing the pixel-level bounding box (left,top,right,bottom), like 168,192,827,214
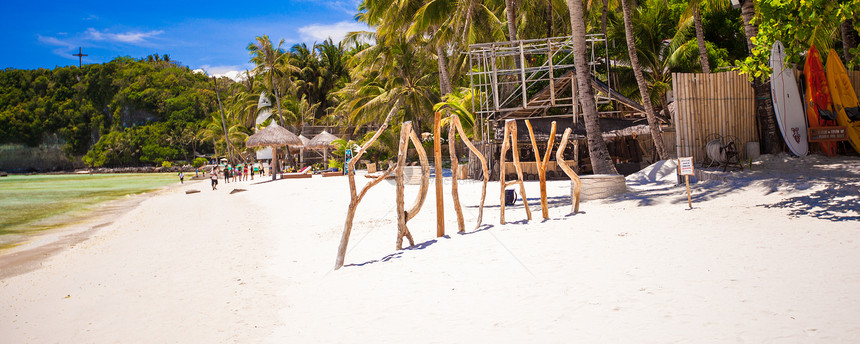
0,180,191,279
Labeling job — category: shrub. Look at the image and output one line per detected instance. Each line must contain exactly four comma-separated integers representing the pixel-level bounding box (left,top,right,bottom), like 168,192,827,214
161,161,173,168
192,157,207,168
328,158,344,170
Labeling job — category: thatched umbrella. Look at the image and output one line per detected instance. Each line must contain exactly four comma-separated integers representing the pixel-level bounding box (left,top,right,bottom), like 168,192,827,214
246,123,302,180
308,130,340,165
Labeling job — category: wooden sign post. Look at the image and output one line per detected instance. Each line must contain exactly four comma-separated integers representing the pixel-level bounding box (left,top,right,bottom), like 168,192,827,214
678,157,694,209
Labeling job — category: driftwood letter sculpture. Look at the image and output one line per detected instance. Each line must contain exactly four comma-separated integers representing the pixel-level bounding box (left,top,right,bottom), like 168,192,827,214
395,121,430,250
499,119,531,224
335,102,400,270
525,120,557,220
448,114,490,232
556,128,582,214
433,111,445,237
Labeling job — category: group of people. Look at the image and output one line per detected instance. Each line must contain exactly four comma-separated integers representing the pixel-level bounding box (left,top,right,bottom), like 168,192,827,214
207,162,267,190
221,163,259,183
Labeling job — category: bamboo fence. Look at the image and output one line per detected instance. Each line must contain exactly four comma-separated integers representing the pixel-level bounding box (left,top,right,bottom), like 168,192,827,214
849,70,860,96
672,71,756,163
673,70,860,163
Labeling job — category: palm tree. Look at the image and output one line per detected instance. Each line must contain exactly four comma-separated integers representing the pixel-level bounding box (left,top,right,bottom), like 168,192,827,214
738,0,779,154
619,0,668,160
247,35,294,126
408,0,507,97
282,95,320,136
336,36,439,132
567,0,617,175
842,19,856,62
681,0,711,73
505,0,519,40
315,39,352,117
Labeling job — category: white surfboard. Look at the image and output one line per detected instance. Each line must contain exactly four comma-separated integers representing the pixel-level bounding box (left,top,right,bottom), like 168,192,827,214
770,40,808,156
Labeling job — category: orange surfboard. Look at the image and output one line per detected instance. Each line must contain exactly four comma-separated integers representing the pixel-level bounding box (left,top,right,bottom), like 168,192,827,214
803,45,838,156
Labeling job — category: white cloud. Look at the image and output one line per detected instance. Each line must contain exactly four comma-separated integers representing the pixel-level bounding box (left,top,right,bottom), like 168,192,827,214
38,35,80,59
38,35,75,49
297,21,369,43
194,65,250,82
85,28,164,44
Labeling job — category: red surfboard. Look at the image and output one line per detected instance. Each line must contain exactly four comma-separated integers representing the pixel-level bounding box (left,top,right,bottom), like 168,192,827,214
803,45,838,156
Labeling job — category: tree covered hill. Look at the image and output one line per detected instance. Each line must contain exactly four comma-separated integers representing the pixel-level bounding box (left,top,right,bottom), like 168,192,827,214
0,55,226,168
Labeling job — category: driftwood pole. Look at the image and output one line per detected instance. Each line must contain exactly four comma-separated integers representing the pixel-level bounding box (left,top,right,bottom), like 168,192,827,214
449,115,490,231
525,120,557,219
499,119,531,224
556,128,582,214
433,111,445,237
334,102,400,270
448,115,465,233
395,121,431,250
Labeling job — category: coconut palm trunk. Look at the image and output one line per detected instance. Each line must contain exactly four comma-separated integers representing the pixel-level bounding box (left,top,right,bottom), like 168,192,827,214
842,19,856,62
693,5,711,74
620,0,668,160
436,44,453,96
567,0,618,175
505,0,518,40
740,0,780,154
214,77,233,162
601,0,610,38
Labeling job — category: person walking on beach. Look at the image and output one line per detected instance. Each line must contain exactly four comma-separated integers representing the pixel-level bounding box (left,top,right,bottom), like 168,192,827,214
210,169,218,190
179,171,184,184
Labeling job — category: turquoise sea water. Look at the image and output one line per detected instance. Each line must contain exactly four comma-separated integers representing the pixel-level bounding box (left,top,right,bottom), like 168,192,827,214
0,173,177,249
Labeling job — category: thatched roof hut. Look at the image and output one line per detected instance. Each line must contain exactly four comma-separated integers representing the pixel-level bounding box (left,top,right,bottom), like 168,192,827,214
246,123,302,148
307,131,339,149
246,123,302,180
307,130,340,164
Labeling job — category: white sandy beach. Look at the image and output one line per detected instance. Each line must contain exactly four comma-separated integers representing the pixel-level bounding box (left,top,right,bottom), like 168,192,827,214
2,154,860,343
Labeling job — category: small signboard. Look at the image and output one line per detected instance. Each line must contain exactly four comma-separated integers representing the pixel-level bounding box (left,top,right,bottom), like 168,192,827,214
678,157,695,176
808,126,847,142
678,157,694,209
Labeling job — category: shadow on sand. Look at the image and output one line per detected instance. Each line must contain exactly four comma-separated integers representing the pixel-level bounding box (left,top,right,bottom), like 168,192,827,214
758,184,860,221
345,237,443,268
469,158,860,221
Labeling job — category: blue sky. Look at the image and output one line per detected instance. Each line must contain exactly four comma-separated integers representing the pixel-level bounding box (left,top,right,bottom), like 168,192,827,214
1,0,366,77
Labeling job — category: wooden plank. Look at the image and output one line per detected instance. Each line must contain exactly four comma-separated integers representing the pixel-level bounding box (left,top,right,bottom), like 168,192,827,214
520,41,528,108
491,45,500,111
548,38,556,106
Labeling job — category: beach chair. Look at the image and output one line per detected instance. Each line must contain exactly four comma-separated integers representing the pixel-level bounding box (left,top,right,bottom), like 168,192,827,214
280,166,313,179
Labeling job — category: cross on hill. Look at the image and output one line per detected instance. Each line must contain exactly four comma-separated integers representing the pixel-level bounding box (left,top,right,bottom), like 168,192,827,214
73,47,87,68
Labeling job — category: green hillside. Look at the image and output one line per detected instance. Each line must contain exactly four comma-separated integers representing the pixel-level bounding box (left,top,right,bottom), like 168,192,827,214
0,55,225,168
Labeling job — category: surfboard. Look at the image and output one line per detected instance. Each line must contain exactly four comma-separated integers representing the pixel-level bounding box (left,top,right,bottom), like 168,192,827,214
770,41,808,156
803,45,838,156
825,49,860,155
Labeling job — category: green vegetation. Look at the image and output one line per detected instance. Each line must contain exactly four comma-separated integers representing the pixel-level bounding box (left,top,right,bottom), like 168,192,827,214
192,157,207,168
2,0,857,170
0,55,220,168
